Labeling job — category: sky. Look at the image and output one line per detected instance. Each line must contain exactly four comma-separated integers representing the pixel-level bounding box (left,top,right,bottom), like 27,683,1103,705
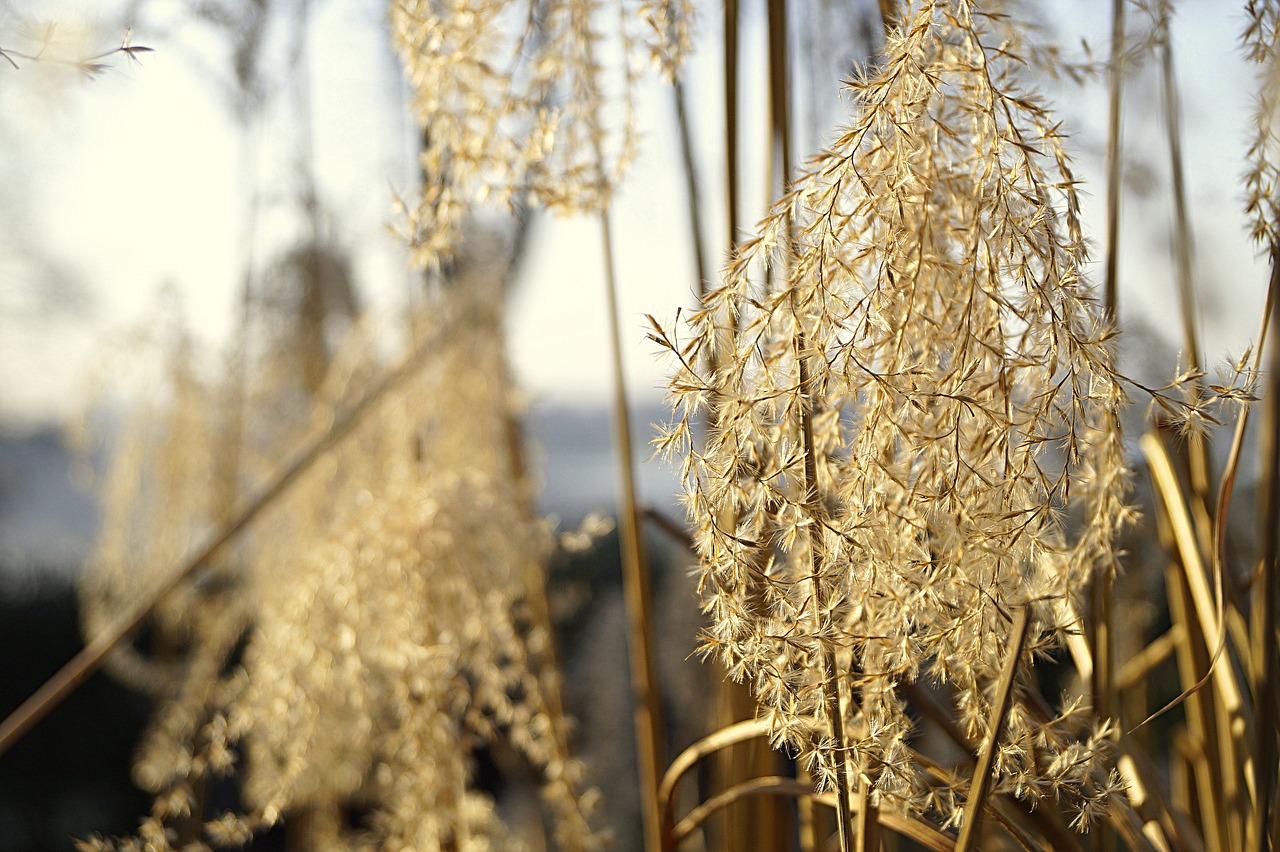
0,0,1273,429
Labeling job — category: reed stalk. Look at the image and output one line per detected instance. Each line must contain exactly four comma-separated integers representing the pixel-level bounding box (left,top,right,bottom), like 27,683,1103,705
955,607,1031,852
0,320,456,759
599,209,665,852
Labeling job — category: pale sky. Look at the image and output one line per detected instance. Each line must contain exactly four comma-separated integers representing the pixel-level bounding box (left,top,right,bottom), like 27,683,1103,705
0,0,1271,427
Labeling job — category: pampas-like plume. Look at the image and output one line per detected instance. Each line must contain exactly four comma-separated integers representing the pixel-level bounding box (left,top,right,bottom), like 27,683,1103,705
1245,0,1280,250
654,0,1130,828
389,0,685,268
78,267,600,850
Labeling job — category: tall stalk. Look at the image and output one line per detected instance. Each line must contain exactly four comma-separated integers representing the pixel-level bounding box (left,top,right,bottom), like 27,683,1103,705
794,342,856,852
1093,21,1126,851
1103,0,1126,320
955,607,1031,851
0,324,453,759
1159,7,1216,564
672,76,708,298
1250,251,1280,852
599,209,665,852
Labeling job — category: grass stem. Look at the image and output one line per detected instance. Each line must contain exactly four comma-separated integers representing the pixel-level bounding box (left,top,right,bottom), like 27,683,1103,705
955,606,1031,852
794,338,856,852
0,317,459,759
1249,250,1280,852
598,209,665,852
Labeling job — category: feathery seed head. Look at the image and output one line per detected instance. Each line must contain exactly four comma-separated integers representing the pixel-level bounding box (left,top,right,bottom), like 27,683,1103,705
658,0,1128,823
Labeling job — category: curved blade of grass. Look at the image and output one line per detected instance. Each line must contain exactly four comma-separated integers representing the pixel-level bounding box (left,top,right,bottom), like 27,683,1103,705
672,777,958,852
658,717,770,835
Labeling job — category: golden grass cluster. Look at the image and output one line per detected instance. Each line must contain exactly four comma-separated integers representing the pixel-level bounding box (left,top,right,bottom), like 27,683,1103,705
655,0,1130,827
76,264,599,849
389,0,686,267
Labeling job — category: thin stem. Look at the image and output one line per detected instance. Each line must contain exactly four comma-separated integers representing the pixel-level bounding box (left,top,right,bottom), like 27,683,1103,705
708,5,769,847
1250,250,1280,852
768,0,792,196
1160,13,1216,566
672,75,709,299
795,338,856,852
599,209,665,852
1094,16,1125,847
1103,0,1126,320
955,606,1032,852
724,0,740,248
0,319,459,759
1159,20,1202,375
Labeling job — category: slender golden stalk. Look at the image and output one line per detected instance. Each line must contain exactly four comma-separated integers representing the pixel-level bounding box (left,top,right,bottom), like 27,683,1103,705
724,0,739,247
1144,430,1251,852
1090,15,1126,850
1159,16,1202,376
672,75,709,298
1091,6,1126,781
0,320,456,759
768,0,792,194
1103,0,1126,319
1142,433,1249,730
599,209,665,852
708,3,767,847
1249,251,1280,852
955,606,1031,852
1158,8,1218,585
795,339,856,851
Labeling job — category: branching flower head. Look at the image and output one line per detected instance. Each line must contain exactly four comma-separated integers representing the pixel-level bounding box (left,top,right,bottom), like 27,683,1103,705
79,273,601,850
1245,0,1280,249
656,0,1128,823
390,0,689,267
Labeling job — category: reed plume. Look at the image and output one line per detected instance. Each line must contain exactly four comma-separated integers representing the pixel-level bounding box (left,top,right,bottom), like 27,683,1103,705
76,244,599,852
389,0,683,268
655,0,1132,828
